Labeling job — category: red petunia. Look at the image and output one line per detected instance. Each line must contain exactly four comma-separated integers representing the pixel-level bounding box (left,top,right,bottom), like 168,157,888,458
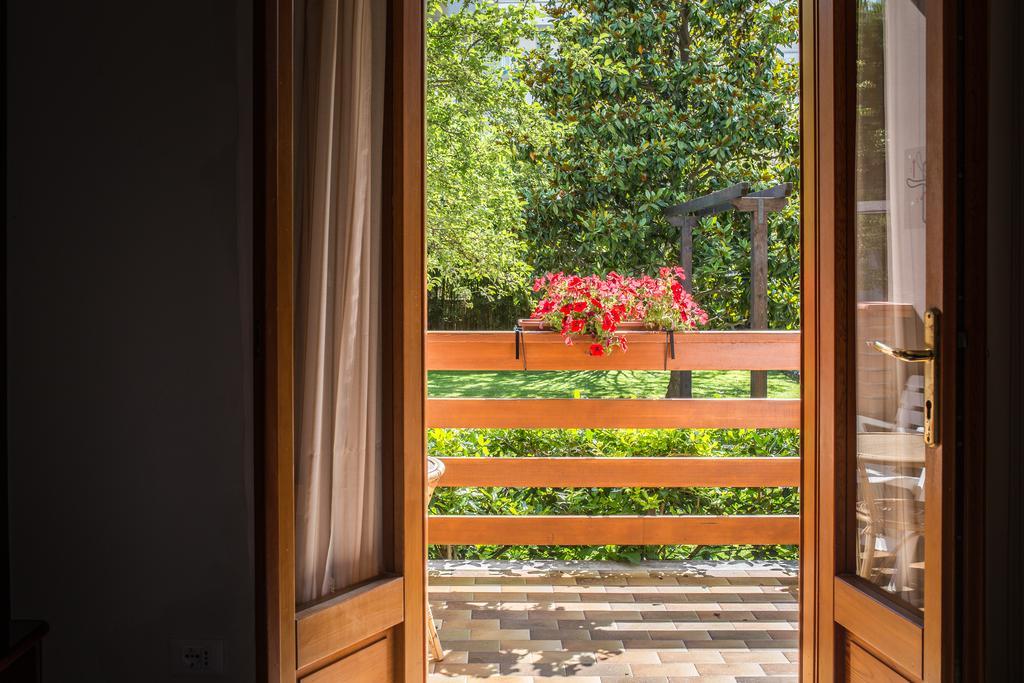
589,343,604,356
572,301,588,312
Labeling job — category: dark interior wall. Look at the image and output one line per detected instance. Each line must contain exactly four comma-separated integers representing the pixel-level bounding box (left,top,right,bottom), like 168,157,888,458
5,2,255,681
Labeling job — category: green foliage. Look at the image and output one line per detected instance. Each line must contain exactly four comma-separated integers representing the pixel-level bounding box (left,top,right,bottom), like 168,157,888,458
426,0,553,312
427,426,799,561
517,0,801,328
428,369,800,398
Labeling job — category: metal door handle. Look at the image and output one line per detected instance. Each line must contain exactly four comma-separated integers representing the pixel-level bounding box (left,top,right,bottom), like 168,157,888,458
868,309,939,447
870,341,933,363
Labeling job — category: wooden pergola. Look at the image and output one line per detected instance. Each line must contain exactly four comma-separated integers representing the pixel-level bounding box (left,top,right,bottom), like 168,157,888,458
664,182,793,398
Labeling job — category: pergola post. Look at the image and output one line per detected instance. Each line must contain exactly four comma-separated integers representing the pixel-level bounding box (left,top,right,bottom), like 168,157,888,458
669,216,695,398
749,200,770,398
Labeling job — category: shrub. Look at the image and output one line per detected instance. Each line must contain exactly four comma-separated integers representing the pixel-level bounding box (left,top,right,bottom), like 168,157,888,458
427,427,799,562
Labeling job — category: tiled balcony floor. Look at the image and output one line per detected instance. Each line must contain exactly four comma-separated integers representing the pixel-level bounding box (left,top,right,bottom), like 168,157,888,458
427,560,798,683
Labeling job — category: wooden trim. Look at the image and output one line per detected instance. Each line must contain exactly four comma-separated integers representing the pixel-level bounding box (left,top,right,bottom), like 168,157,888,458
426,330,800,371
435,457,800,488
429,515,800,546
923,0,959,680
296,577,405,673
835,577,923,680
426,398,800,429
299,636,393,683
799,0,844,677
255,0,296,680
382,0,427,680
959,1,990,679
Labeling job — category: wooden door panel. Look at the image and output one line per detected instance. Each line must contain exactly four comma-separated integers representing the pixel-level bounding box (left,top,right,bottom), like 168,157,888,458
802,0,959,679
296,577,405,672
299,636,394,683
845,640,911,683
258,0,425,679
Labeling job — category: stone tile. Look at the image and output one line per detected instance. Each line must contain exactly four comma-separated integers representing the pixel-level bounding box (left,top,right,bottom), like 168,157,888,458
658,651,727,663
437,629,471,640
498,639,562,651
467,629,530,640
561,639,624,651
721,650,790,663
439,640,500,652
565,661,633,676
622,639,687,650
431,663,500,677
427,561,799,682
630,662,701,676
696,662,766,676
527,628,592,641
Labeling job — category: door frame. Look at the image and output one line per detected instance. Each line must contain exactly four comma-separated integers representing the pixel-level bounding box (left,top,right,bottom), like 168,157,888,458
252,0,991,680
255,0,427,681
799,0,987,680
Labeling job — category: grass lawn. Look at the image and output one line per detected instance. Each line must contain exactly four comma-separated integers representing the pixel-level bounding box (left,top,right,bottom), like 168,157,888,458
428,370,800,399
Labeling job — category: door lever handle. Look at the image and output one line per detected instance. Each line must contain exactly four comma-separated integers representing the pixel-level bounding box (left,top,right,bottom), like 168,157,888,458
868,309,939,447
869,341,934,363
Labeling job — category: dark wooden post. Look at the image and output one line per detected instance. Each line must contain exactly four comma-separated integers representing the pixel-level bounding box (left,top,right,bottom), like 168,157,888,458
749,199,769,398
666,215,694,398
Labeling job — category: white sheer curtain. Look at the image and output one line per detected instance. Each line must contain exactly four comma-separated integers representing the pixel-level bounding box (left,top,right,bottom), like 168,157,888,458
295,0,386,604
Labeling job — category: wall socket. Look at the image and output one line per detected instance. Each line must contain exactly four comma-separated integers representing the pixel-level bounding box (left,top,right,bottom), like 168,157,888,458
170,640,225,676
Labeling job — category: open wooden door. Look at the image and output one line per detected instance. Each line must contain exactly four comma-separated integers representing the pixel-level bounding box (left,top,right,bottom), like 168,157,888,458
801,0,960,680
256,0,427,681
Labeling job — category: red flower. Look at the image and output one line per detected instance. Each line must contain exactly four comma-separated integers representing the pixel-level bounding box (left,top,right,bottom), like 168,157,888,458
589,343,604,356
570,318,585,333
671,281,683,303
572,301,588,313
601,312,614,331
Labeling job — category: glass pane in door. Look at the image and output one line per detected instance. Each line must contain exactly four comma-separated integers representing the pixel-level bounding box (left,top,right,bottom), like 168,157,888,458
853,0,927,611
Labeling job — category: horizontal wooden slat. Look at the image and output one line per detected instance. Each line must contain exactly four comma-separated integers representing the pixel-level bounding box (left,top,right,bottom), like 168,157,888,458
296,576,404,671
426,330,800,371
426,398,800,429
435,457,800,488
429,515,800,546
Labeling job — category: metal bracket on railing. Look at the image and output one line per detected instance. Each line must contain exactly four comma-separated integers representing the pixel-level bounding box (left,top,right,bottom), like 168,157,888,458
667,329,676,360
514,324,526,370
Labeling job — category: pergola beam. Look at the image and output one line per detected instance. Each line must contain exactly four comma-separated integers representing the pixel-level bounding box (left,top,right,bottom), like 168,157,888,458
663,182,750,222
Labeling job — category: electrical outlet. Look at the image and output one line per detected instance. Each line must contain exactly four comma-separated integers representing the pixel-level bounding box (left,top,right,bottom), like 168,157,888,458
170,640,225,676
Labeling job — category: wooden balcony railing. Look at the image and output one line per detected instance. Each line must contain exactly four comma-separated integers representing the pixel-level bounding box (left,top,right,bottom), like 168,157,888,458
426,329,801,547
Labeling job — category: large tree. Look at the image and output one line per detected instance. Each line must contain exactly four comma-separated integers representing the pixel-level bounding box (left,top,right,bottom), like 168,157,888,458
519,0,800,330
426,0,555,326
